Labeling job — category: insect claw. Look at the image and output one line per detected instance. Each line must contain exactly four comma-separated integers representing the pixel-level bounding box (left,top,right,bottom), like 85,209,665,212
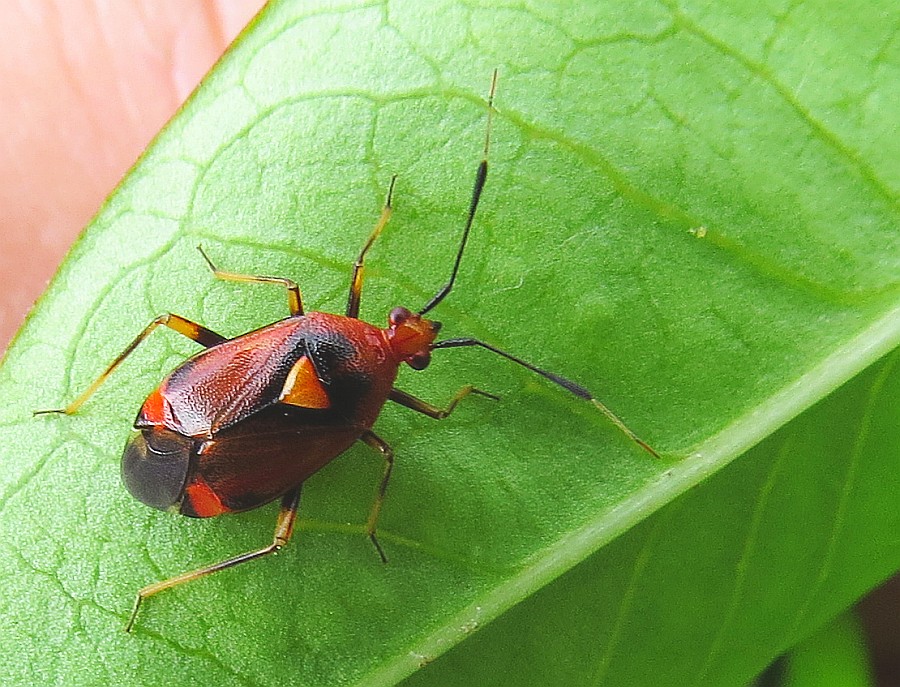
471,388,501,402
370,533,389,564
33,407,66,417
196,244,215,270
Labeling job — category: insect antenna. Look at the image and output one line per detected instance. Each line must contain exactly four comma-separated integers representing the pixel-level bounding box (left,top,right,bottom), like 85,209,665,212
419,68,498,316
432,337,660,458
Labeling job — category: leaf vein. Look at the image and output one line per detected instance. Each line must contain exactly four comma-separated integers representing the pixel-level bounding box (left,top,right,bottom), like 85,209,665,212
665,2,899,208
786,349,900,639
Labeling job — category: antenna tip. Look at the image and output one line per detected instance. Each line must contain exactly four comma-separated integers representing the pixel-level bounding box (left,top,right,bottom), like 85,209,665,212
488,69,499,104
635,439,661,460
589,398,660,459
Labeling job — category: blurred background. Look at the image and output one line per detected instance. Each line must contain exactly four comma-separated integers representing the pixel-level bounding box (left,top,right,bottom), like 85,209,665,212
0,1,262,350
0,2,895,684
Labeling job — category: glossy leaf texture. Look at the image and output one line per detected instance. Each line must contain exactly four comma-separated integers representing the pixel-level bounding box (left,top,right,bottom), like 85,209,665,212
0,1,897,685
403,348,900,686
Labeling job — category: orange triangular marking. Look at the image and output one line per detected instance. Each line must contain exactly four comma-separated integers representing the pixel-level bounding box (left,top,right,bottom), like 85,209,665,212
280,356,330,409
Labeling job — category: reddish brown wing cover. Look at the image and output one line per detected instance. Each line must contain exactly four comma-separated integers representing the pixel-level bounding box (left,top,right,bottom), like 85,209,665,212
141,317,309,437
133,312,403,515
184,405,366,514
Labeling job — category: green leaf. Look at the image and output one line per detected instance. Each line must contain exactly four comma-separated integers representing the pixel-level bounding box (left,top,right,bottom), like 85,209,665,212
401,344,899,687
1,1,896,686
781,611,876,687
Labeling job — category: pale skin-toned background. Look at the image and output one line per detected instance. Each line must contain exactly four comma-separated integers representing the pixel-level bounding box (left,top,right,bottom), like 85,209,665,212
0,0,264,353
2,1,898,682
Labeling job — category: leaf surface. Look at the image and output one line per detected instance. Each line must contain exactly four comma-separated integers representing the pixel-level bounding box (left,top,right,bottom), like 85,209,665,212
0,1,896,685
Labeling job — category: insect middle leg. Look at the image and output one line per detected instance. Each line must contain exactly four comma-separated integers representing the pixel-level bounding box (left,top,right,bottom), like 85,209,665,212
197,245,304,316
388,386,500,419
358,430,395,563
34,313,226,416
125,487,302,633
346,176,397,319
358,389,497,563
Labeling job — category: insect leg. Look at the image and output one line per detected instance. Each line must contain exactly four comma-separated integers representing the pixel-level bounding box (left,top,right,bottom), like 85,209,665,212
346,175,397,319
34,313,226,416
389,386,499,419
197,245,304,316
432,337,660,458
125,487,302,633
358,430,394,563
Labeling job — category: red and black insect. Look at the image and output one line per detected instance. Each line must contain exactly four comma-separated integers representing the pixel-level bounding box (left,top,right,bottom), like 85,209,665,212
37,71,657,632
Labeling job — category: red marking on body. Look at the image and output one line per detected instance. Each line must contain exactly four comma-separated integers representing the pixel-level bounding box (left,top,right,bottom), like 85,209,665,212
140,388,170,425
184,478,228,517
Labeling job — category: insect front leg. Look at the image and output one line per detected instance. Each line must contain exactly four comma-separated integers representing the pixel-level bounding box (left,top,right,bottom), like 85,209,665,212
358,430,395,563
125,487,302,633
432,337,660,458
389,386,499,419
197,245,304,316
346,176,397,319
34,313,226,416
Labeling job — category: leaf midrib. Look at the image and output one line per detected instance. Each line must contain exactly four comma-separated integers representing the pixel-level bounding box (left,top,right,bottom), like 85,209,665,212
359,303,900,686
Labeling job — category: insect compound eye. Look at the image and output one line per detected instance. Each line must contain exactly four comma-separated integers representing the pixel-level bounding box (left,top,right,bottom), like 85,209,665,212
408,352,431,370
389,306,411,326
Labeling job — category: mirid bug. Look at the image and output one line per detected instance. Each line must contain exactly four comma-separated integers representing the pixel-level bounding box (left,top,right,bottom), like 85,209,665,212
36,71,657,632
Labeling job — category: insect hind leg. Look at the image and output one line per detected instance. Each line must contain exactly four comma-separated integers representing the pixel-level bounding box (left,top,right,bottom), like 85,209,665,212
125,487,302,632
34,313,226,417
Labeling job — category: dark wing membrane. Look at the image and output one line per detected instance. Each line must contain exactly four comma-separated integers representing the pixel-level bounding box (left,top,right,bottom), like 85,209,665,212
122,428,194,512
189,404,365,513
158,318,310,437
